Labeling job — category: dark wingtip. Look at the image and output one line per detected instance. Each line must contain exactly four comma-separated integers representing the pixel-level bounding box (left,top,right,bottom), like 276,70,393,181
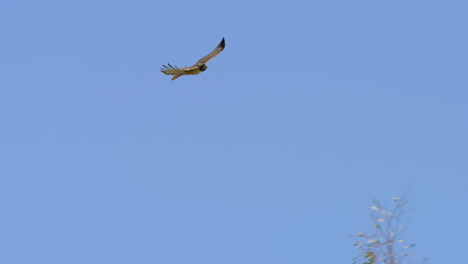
219,37,225,49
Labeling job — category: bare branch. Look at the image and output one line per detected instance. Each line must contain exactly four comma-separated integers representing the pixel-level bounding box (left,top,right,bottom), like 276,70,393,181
351,196,429,264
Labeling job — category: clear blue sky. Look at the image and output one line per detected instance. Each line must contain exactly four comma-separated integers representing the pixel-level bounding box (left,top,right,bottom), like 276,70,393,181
1,1,467,263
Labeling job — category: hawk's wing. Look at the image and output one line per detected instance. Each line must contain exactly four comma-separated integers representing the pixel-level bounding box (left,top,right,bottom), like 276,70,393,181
160,63,198,75
195,38,225,66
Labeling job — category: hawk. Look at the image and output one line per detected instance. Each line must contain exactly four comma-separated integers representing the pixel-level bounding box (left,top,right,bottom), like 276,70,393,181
161,38,225,81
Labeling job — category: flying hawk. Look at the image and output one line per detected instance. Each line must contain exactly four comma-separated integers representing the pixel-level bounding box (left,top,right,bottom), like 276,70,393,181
161,38,225,80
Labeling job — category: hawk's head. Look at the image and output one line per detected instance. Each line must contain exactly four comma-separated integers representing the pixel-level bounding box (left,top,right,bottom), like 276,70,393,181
199,64,208,71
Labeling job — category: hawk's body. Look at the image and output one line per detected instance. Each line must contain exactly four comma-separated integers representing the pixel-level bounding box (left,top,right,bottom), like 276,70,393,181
161,38,225,80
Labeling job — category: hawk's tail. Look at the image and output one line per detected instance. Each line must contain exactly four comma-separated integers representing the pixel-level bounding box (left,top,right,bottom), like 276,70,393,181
171,73,183,80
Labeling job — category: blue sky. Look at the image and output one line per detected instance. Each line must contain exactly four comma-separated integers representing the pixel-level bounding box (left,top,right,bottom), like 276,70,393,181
1,0,467,263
